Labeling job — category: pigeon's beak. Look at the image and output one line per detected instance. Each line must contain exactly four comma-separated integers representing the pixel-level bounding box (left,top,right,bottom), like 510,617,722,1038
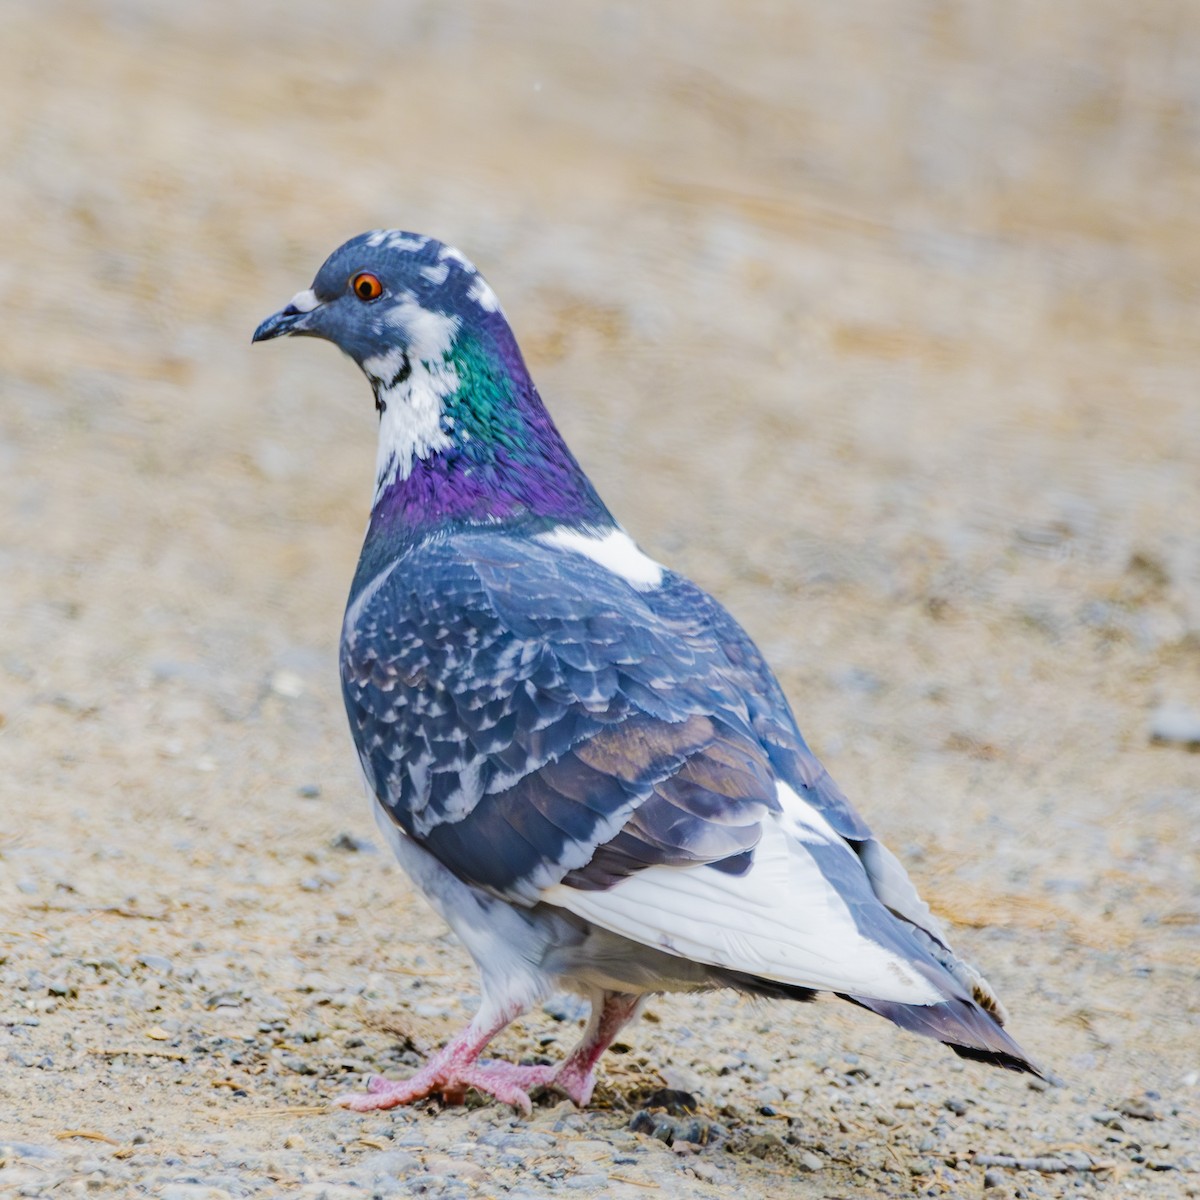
251,288,323,343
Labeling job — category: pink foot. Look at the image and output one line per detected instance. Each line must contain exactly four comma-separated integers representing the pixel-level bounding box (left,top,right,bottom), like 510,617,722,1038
545,991,644,1107
337,1054,556,1115
548,1056,600,1107
334,991,643,1115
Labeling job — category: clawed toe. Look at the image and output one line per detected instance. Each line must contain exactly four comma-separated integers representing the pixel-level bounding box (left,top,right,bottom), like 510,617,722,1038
335,1058,559,1115
547,1062,597,1108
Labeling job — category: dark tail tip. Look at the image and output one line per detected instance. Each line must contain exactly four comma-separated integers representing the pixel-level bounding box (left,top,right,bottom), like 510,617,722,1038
840,993,1043,1078
947,1040,1039,1074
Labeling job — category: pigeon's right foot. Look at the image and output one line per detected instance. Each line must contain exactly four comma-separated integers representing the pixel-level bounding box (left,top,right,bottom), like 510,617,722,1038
548,991,643,1107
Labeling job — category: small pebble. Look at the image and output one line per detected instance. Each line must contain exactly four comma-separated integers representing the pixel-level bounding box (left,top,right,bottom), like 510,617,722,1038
1118,1095,1162,1120
0,1142,59,1159
541,994,589,1023
270,669,305,698
564,1173,609,1190
1148,704,1200,748
330,831,375,853
370,1150,419,1176
640,1087,699,1114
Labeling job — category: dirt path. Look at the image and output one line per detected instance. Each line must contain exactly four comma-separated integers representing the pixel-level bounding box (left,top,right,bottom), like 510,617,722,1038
2,3,1198,1197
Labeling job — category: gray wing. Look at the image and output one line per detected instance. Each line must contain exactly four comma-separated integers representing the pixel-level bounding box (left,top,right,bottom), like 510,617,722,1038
341,527,850,905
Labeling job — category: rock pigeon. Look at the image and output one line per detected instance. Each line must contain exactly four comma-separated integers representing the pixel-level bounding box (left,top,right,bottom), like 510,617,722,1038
252,230,1038,1113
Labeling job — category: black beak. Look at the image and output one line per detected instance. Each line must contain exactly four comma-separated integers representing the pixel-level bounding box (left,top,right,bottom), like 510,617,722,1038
252,303,312,343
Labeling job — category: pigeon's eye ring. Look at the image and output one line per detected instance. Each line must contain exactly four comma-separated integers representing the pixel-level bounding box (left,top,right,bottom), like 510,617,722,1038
351,272,384,302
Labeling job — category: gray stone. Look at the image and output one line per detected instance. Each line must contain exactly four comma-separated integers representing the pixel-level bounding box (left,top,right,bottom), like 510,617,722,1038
565,1172,610,1189
370,1150,420,1177
1149,704,1200,748
0,1142,59,1159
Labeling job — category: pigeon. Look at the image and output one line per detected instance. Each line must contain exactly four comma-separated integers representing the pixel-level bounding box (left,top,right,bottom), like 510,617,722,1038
252,230,1038,1113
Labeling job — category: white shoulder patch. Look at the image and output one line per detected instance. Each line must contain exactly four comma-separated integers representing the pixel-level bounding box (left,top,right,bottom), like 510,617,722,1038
537,527,664,591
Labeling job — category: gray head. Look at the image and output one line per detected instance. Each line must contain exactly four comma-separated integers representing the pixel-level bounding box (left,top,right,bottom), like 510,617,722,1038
252,229,503,393
253,230,612,535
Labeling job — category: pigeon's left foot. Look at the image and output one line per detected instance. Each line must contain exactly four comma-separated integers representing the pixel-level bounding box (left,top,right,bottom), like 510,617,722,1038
336,1007,553,1115
549,991,643,1107
339,1055,555,1115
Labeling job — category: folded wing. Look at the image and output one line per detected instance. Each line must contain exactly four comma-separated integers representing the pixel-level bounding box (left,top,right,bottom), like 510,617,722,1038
342,525,1035,1066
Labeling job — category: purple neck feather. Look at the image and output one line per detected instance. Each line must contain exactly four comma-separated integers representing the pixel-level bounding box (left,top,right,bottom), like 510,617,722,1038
364,314,613,550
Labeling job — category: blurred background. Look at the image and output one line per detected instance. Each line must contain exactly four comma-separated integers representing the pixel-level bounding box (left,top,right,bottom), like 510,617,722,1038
2,1,1198,1194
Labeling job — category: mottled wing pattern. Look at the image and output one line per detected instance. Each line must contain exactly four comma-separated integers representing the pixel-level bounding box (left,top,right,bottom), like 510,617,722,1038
341,528,826,904
645,574,874,842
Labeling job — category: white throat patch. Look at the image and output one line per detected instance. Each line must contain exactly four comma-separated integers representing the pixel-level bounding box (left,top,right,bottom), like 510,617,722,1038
368,294,461,500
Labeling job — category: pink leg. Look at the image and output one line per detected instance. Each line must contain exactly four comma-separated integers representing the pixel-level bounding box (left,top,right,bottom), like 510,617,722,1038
335,990,643,1115
550,991,643,1107
335,1003,554,1116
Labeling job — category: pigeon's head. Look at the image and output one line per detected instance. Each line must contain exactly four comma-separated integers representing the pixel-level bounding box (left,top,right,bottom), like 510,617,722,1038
252,230,503,387
253,231,610,531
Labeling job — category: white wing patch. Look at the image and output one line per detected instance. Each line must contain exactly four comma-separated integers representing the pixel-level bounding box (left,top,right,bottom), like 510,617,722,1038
543,781,942,1004
537,527,664,591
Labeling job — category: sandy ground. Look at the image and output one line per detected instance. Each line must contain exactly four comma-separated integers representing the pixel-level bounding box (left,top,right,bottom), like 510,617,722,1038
2,2,1199,1197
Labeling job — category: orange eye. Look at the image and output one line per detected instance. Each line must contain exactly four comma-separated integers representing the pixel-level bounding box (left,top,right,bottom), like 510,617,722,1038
351,271,383,301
